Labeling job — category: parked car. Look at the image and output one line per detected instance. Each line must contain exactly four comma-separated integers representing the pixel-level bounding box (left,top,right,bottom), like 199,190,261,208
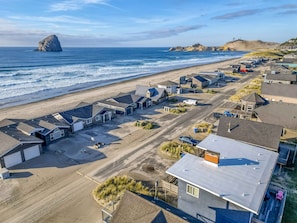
179,136,198,146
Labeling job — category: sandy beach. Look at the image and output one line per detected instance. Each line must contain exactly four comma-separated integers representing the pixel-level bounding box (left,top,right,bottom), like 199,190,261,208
0,57,242,121
0,58,241,120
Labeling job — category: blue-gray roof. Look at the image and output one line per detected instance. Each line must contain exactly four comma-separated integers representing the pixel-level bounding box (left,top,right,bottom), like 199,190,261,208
166,134,278,215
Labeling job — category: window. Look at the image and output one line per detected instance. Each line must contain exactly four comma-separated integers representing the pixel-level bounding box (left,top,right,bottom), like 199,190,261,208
86,118,92,125
186,184,199,198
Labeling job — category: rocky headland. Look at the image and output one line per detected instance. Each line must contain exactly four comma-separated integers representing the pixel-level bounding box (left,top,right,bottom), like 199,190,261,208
36,35,62,52
169,39,279,52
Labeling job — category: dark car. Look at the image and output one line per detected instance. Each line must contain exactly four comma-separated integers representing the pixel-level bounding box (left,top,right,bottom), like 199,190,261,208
179,136,198,146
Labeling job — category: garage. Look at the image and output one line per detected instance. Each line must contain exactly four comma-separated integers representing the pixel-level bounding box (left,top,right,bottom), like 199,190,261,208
72,121,84,132
4,151,22,168
24,145,40,161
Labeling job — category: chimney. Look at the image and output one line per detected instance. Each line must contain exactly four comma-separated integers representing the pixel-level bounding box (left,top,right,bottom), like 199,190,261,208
204,150,220,165
228,122,231,133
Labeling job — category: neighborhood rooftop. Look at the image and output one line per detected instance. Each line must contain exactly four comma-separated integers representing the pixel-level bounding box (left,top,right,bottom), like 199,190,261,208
254,101,297,130
261,82,297,99
110,190,202,223
217,116,283,151
166,134,278,215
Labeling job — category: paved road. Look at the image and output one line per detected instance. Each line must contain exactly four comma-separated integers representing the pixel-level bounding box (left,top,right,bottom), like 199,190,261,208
0,71,258,223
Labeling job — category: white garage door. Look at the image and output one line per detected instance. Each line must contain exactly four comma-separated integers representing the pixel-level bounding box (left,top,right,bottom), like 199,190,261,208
24,145,40,161
72,121,84,132
4,151,22,168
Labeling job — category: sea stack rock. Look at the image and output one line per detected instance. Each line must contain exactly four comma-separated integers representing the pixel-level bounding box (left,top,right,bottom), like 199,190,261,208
37,35,62,52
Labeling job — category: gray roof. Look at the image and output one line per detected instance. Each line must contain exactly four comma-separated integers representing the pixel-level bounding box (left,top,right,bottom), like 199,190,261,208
266,74,297,82
0,131,20,156
111,190,202,223
112,93,143,104
217,116,282,151
166,134,278,215
135,85,167,102
192,75,208,83
254,102,297,130
17,122,44,135
59,103,106,124
261,83,297,99
241,93,266,104
157,80,178,86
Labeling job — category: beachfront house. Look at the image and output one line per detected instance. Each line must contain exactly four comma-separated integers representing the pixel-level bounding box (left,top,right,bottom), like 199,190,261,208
191,75,209,89
166,134,285,223
102,190,203,223
135,85,168,104
157,80,179,94
194,71,225,86
240,93,266,113
22,115,70,145
54,102,114,132
261,83,297,104
0,121,44,168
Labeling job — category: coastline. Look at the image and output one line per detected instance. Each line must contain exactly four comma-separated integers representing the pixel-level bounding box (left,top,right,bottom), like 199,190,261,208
0,57,243,121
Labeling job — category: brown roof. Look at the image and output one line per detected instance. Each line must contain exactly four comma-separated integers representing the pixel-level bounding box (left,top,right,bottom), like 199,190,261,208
266,74,297,82
110,191,202,223
241,93,266,104
217,116,283,151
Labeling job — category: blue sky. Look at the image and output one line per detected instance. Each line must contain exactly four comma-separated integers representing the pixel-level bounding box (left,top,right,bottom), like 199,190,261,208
0,0,297,47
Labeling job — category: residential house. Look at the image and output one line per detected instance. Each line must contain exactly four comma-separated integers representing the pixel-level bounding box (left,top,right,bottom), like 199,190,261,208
261,83,297,104
264,73,297,84
197,71,225,86
240,93,266,113
217,116,283,152
166,134,283,223
23,115,70,145
157,80,179,94
254,102,297,132
191,75,209,88
104,190,202,223
97,93,141,115
217,116,290,166
267,64,292,75
0,124,43,168
55,102,114,132
135,85,168,104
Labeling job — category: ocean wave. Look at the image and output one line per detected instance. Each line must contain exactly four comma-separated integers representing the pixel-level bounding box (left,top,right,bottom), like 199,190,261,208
0,48,245,103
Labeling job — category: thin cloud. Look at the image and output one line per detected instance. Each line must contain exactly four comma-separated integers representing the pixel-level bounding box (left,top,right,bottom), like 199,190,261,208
212,9,261,20
9,15,108,26
50,0,116,12
278,9,297,15
132,25,205,39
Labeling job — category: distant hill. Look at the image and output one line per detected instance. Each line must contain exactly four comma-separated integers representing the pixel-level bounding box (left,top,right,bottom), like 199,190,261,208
221,39,279,51
169,39,279,52
278,38,297,50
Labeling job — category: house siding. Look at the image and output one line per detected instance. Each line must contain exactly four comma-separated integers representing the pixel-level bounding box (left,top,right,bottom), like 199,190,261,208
177,180,250,223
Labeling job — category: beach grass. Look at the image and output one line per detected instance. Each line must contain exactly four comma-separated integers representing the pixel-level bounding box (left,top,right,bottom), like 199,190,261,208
243,49,285,59
229,76,262,102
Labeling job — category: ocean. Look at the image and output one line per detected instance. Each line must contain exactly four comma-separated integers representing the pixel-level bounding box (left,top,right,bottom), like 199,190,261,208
0,47,245,108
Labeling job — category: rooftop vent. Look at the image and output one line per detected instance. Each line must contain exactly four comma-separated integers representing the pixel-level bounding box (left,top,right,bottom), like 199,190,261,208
204,150,220,165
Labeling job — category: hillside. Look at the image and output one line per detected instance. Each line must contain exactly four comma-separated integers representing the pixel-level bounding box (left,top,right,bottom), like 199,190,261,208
279,37,297,50
169,39,279,52
222,39,279,51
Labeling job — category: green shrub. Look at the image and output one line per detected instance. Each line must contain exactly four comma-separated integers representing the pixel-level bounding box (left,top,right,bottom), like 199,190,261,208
160,141,196,159
93,175,150,202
